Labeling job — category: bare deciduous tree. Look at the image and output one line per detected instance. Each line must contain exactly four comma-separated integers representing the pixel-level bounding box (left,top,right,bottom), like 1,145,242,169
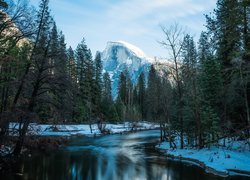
159,23,186,149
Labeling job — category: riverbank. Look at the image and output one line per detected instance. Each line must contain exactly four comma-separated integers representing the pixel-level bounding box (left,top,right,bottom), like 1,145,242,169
1,122,159,156
156,140,250,177
2,130,225,180
1,122,159,171
0,136,69,171
9,121,159,137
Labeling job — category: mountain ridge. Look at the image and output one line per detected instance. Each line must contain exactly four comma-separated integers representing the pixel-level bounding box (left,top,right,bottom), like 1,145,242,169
101,41,171,97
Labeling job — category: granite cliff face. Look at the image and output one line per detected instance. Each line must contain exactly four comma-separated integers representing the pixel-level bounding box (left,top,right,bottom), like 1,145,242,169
101,41,173,97
101,41,151,97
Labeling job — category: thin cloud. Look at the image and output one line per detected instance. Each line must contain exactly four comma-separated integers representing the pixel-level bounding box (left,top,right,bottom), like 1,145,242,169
30,0,217,57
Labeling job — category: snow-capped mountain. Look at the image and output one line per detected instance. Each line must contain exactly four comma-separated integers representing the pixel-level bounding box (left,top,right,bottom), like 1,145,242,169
101,41,152,97
101,41,173,97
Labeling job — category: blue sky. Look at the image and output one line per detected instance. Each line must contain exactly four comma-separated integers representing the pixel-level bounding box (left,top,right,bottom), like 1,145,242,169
31,0,217,58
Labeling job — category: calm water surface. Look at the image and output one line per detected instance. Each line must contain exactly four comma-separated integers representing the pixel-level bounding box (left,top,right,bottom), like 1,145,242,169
0,130,248,180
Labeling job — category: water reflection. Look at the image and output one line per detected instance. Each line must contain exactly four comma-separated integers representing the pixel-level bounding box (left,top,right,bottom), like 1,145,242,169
0,130,248,180
71,130,169,180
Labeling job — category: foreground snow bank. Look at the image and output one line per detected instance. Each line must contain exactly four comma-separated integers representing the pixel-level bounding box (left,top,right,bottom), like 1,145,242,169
9,121,159,137
157,140,250,177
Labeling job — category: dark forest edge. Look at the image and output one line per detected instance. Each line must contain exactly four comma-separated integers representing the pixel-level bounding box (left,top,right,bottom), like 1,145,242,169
0,0,250,173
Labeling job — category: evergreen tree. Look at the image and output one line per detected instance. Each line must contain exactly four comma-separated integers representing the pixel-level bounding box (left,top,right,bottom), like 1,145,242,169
241,0,250,126
75,38,95,122
133,86,138,106
108,104,120,122
198,31,223,144
35,21,58,122
13,0,54,155
102,72,112,104
126,72,133,107
146,65,159,121
137,72,146,119
115,96,125,121
93,52,103,114
66,46,78,121
101,72,114,121
54,31,70,121
67,46,77,82
181,34,202,147
117,72,127,104
242,0,250,57
206,0,242,68
159,75,174,143
116,69,140,122
206,0,249,131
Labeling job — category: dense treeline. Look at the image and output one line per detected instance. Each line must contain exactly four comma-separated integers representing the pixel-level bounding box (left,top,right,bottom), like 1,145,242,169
0,0,118,156
115,0,250,149
0,0,249,159
153,0,250,149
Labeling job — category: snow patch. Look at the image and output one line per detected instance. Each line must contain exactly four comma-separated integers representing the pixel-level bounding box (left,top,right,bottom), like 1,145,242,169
8,122,159,137
101,41,152,97
116,41,146,58
157,140,250,176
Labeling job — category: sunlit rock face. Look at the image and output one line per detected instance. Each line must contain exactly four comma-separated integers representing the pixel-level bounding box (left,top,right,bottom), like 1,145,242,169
101,41,175,98
101,41,152,97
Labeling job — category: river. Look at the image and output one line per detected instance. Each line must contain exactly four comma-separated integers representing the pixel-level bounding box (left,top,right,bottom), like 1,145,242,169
0,130,248,180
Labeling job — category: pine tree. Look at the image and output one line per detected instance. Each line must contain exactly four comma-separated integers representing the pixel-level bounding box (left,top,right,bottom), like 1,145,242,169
242,0,250,57
115,96,125,121
53,31,70,121
35,21,58,122
66,46,78,121
102,72,112,104
206,0,242,68
181,34,202,147
116,70,138,121
205,0,249,132
146,65,159,121
75,38,95,123
137,72,146,119
133,86,138,106
126,72,133,107
76,38,88,84
93,52,103,114
117,72,127,104
101,72,114,120
67,46,77,82
241,0,250,126
159,75,174,144
13,0,54,155
198,31,223,144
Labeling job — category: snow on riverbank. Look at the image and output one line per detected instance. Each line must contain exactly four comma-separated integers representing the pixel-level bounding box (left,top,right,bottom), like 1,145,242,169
9,122,159,137
157,140,250,177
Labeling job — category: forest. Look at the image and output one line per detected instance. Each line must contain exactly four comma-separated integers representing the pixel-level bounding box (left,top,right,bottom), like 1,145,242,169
0,0,250,172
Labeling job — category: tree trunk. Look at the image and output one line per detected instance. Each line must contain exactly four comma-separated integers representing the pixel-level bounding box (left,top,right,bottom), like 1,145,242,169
160,122,163,141
13,116,29,156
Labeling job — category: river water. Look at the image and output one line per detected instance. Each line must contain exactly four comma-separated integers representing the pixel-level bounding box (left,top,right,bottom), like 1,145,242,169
1,130,248,180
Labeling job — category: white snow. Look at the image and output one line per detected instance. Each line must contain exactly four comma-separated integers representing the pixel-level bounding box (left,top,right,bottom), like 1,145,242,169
116,41,146,58
101,41,175,98
8,122,159,137
102,41,150,65
157,140,250,176
101,41,153,97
